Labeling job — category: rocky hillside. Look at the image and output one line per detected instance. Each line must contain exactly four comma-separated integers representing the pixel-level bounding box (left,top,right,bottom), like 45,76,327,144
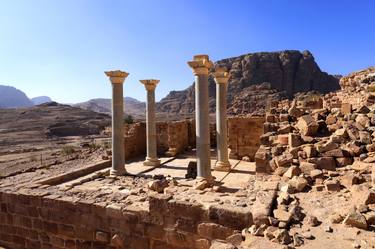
0,102,110,145
157,50,339,116
75,97,146,119
0,85,34,108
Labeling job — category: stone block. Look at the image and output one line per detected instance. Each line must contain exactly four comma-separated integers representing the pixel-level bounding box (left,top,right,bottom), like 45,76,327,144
288,133,302,148
295,115,319,136
299,162,317,174
307,157,336,171
208,205,252,230
341,103,352,115
197,223,234,240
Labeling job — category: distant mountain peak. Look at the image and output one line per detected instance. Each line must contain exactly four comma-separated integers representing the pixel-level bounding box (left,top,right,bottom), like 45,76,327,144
0,85,33,108
31,96,52,105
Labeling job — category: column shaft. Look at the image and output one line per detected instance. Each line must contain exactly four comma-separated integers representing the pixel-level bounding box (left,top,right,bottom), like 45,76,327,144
111,83,125,175
215,83,230,170
145,89,159,165
195,74,212,179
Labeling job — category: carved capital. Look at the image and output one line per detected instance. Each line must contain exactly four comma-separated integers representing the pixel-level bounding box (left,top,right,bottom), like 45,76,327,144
140,79,160,91
187,54,213,76
213,67,230,84
105,70,129,84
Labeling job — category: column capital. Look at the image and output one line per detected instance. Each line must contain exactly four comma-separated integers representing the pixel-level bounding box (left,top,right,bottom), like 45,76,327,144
187,54,213,75
213,67,230,84
140,79,160,91
105,70,129,84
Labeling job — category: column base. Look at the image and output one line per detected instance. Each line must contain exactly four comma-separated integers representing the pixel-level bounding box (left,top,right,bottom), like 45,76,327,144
110,168,127,177
196,175,215,184
214,161,231,172
143,157,161,166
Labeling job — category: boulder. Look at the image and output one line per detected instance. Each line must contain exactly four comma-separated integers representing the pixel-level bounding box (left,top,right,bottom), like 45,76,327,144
343,210,367,230
283,166,301,178
275,153,293,168
295,115,319,136
351,185,375,205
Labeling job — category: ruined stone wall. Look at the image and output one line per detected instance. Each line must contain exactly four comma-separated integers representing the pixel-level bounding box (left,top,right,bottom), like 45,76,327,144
124,123,146,160
0,191,252,249
124,120,195,160
228,116,265,160
156,122,169,154
166,121,189,156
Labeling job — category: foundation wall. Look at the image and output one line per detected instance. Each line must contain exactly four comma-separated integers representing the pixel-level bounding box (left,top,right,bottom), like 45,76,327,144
228,116,265,161
0,191,252,249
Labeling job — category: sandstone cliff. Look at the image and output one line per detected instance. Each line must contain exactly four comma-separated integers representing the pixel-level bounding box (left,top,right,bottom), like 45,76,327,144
157,50,339,116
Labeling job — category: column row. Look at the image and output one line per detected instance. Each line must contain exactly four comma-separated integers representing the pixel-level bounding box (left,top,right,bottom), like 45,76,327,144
188,55,231,181
105,71,161,176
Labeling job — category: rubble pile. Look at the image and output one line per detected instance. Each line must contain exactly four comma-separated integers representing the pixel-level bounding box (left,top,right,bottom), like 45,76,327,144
251,67,375,246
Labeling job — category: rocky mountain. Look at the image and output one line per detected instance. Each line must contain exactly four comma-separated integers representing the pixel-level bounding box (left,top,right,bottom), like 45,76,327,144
0,102,110,142
0,85,34,108
31,96,52,105
74,97,146,119
157,50,340,116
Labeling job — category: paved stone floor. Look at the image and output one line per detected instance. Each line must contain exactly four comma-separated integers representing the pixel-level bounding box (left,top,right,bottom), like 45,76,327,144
126,149,256,189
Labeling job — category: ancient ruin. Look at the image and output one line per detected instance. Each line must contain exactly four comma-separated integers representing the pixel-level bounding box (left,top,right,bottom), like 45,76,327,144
1,60,375,249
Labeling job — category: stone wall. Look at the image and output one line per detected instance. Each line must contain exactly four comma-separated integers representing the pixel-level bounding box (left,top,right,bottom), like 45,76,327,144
123,117,265,162
0,191,252,249
124,122,146,160
124,120,195,160
228,116,265,160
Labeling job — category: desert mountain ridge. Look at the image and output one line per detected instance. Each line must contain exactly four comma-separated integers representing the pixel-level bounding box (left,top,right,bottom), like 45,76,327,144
0,85,52,108
157,50,340,116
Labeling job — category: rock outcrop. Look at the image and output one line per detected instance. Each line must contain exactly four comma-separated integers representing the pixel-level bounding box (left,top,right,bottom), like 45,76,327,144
157,50,339,116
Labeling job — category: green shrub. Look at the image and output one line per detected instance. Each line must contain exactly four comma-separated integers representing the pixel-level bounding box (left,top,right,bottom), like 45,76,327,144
124,115,134,124
62,145,76,155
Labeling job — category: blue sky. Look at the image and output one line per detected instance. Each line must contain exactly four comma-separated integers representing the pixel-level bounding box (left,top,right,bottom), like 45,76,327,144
0,0,374,103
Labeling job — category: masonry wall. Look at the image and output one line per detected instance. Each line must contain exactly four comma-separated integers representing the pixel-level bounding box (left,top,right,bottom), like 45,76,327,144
0,191,252,249
228,116,265,161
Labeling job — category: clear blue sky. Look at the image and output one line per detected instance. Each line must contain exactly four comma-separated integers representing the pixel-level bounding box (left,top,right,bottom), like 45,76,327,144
0,0,374,103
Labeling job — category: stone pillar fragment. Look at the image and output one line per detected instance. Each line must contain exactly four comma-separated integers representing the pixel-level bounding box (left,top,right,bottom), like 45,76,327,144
140,79,160,166
214,67,231,171
188,55,213,180
105,70,129,176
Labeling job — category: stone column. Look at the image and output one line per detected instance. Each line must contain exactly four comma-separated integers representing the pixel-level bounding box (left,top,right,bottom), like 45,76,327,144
140,79,160,166
105,70,129,176
214,67,231,171
188,55,213,180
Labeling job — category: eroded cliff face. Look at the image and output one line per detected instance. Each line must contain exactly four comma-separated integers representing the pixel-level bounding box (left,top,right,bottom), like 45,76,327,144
157,50,339,116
